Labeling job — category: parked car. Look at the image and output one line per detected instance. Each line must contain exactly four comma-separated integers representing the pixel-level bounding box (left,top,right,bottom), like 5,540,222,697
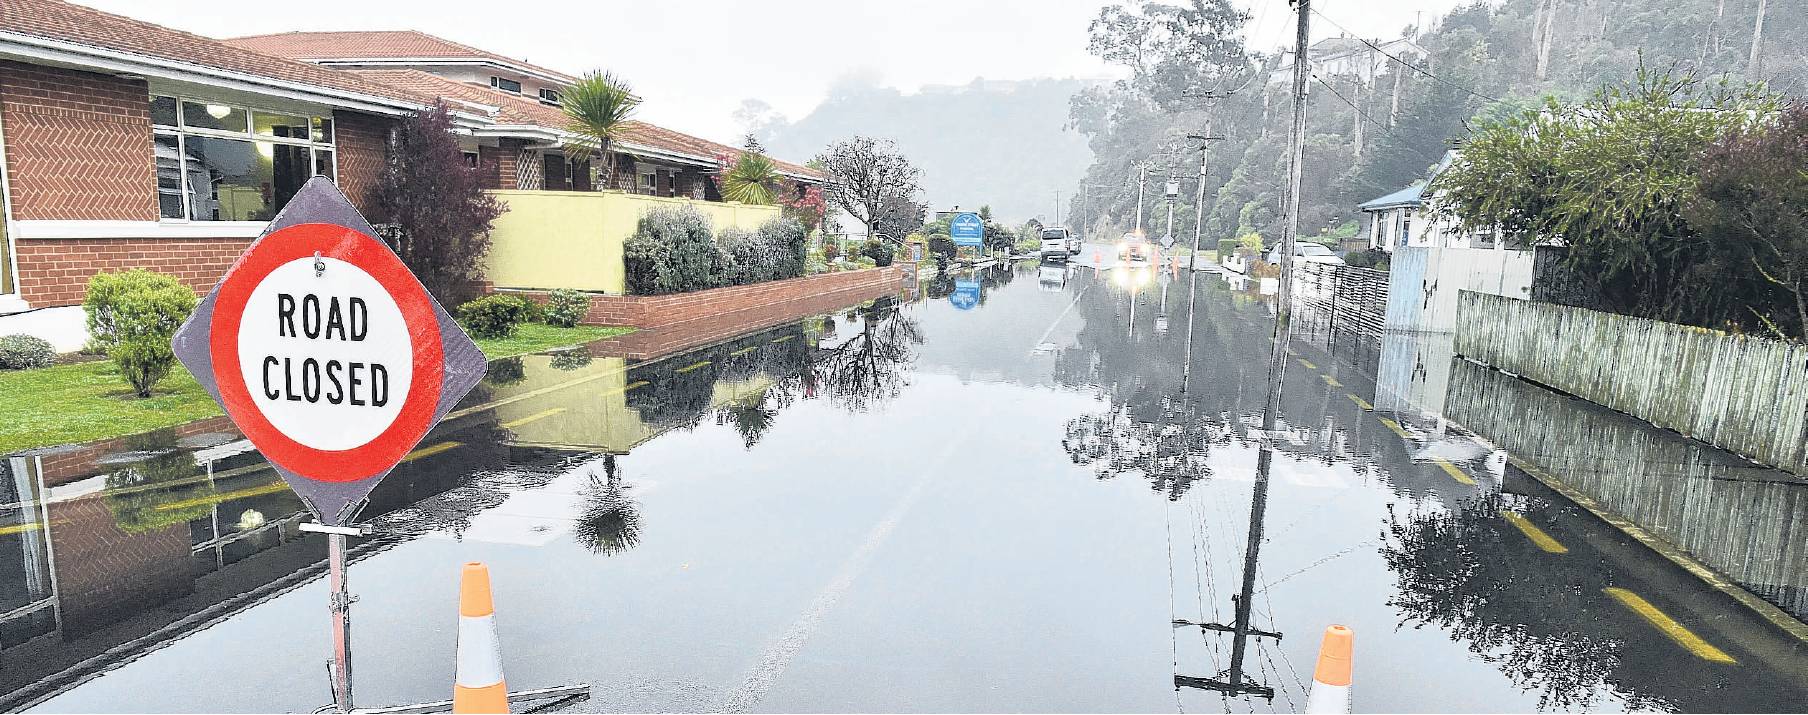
1117,232,1154,264
1040,227,1076,260
1266,242,1346,266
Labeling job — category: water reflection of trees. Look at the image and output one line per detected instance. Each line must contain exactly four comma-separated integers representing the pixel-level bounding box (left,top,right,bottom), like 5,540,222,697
102,435,215,534
1063,399,1231,500
623,296,922,447
1380,493,1669,712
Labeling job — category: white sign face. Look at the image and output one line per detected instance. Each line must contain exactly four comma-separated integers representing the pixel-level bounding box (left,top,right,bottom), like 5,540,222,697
236,257,415,451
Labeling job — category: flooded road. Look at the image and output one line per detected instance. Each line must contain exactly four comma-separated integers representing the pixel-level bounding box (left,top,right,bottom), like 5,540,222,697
4,258,1806,712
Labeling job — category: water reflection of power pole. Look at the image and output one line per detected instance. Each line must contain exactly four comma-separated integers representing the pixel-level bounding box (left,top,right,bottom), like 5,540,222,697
1172,443,1282,700
1179,124,1225,394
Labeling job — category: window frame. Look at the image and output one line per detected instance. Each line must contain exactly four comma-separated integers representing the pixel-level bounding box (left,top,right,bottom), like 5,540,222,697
150,93,338,223
490,76,522,94
538,87,560,105
0,107,17,298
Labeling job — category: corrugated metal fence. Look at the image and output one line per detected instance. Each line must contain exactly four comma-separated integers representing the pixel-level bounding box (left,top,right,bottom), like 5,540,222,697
1455,291,1808,477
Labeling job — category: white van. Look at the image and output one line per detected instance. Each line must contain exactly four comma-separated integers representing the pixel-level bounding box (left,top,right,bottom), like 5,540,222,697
1040,227,1075,260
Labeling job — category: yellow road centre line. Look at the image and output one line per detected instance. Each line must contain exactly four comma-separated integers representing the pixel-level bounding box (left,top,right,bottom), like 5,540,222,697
1433,458,1478,486
1603,587,1737,664
1378,417,1410,438
1347,394,1373,411
1502,511,1569,553
154,480,290,511
1297,357,1317,370
1321,374,1342,388
501,408,568,429
0,522,43,536
676,360,712,373
729,346,760,356
770,335,795,343
403,441,462,462
601,380,650,397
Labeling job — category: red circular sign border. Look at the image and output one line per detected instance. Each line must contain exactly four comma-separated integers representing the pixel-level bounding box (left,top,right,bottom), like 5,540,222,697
210,222,445,482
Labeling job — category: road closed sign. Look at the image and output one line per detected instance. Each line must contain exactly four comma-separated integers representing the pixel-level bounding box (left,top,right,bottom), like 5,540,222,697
173,177,486,525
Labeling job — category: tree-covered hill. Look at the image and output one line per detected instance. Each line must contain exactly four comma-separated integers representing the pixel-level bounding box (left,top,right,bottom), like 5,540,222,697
1067,0,1806,247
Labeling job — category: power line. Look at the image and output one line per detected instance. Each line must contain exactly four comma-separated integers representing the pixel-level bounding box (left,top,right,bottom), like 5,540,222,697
1308,7,1504,105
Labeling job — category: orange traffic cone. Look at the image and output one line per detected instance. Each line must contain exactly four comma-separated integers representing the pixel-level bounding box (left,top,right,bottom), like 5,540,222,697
454,563,509,714
1304,625,1353,713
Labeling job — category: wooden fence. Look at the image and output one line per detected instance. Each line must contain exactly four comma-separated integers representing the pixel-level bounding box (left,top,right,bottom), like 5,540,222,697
1295,262,1389,341
1455,291,1808,477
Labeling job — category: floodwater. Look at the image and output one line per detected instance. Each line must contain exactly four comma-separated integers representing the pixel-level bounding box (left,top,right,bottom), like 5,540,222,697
3,251,1806,713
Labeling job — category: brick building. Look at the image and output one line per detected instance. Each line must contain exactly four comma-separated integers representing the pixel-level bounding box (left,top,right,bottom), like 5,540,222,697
0,2,821,347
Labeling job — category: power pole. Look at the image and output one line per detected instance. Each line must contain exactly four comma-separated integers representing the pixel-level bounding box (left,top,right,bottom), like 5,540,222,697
1134,165,1148,234
1180,122,1224,394
1055,190,1062,228
1275,0,1310,344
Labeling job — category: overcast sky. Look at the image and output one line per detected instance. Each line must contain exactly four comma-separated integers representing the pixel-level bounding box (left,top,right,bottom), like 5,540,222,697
80,0,1473,149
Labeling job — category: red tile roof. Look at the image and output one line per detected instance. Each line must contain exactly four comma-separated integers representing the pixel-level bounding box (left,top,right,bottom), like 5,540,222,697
346,69,821,180
0,0,431,108
224,30,578,84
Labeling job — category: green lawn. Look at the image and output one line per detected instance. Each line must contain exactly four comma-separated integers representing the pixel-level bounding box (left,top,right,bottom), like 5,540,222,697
472,323,633,360
0,323,633,454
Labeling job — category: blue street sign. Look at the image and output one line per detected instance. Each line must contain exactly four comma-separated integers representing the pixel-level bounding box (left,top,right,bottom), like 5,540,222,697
950,212,984,247
950,279,981,310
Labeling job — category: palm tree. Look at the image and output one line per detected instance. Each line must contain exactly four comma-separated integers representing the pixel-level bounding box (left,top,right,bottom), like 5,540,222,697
561,71,640,190
721,153,781,204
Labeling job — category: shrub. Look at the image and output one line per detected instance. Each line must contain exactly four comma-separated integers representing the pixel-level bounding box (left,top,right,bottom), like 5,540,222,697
927,234,956,258
543,288,591,328
755,217,808,280
861,239,894,267
100,273,197,397
822,241,840,260
83,269,184,354
624,205,719,295
458,294,536,339
0,334,55,370
1344,248,1392,271
1217,239,1240,258
485,356,526,386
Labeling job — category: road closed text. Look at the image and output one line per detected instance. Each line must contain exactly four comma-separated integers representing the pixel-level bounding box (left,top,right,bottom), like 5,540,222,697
259,292,390,406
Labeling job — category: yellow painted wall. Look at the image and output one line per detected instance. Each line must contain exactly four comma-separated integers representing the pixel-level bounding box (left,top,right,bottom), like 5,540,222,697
485,190,783,294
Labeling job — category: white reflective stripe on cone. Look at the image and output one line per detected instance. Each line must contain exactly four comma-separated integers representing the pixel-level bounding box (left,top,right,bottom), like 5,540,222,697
1305,682,1350,714
455,614,505,688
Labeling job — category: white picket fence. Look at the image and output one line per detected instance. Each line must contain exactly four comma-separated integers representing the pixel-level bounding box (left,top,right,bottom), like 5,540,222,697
1455,291,1808,477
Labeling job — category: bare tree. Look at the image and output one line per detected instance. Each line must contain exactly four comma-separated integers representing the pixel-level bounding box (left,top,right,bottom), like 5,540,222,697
815,137,923,242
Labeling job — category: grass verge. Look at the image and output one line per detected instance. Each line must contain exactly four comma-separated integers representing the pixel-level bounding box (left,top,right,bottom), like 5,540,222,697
0,323,634,453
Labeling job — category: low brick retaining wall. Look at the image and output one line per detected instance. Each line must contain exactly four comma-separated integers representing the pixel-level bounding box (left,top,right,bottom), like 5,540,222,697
507,266,908,330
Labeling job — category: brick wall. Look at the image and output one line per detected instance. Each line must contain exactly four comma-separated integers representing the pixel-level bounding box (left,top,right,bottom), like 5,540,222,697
15,237,251,306
585,273,906,360
477,138,530,190
511,266,906,329
0,61,155,221
332,110,391,216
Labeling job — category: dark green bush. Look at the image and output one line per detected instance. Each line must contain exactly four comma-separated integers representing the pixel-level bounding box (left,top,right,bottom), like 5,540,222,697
717,226,759,286
0,334,55,370
1217,239,1239,258
928,234,957,258
543,288,591,328
625,205,720,295
458,294,536,339
861,239,894,267
1344,248,1392,271
91,271,196,397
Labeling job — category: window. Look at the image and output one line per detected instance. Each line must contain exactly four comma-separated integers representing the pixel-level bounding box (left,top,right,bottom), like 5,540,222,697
1398,209,1413,246
638,167,657,193
150,95,336,221
463,151,480,169
490,76,522,93
538,88,560,105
